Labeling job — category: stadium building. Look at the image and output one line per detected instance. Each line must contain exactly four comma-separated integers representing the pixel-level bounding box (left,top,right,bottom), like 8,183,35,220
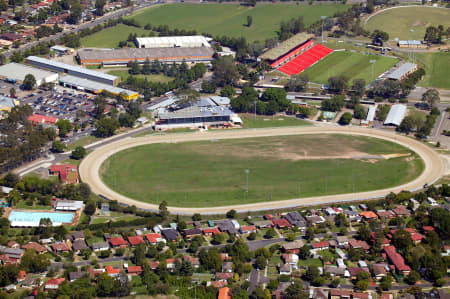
0,63,58,86
156,106,235,128
135,35,211,48
259,33,333,76
26,56,120,86
77,47,215,66
58,75,139,101
386,63,418,81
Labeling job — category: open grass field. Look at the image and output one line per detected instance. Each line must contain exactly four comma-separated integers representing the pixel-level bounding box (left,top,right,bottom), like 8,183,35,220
239,114,311,128
107,69,174,83
80,24,150,48
364,7,450,40
100,134,423,207
414,52,450,89
301,50,399,84
128,3,349,42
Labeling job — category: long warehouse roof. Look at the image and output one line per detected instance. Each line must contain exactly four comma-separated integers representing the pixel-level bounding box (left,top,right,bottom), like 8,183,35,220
59,75,137,96
387,63,417,80
0,62,57,80
27,56,118,82
78,47,215,62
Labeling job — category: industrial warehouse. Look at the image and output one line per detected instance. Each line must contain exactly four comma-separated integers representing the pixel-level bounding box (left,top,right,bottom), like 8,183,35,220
26,56,120,86
135,35,212,48
0,63,58,86
59,75,139,101
77,47,215,66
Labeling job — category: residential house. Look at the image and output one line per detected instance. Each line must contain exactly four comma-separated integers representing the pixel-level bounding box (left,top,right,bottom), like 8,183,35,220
344,210,360,222
49,164,79,184
377,210,396,219
384,245,411,275
161,228,178,241
247,269,270,294
127,266,143,276
145,233,164,244
231,220,240,230
21,275,38,288
0,246,24,260
215,220,237,234
92,242,109,252
7,241,19,249
184,228,202,240
324,207,337,216
240,225,257,234
218,287,231,299
353,293,370,299
312,241,329,250
285,212,307,229
72,239,88,254
69,272,85,282
313,288,328,299
271,218,291,229
335,236,349,247
106,266,121,277
409,198,420,211
348,239,370,251
183,255,200,268
215,272,233,281
282,240,305,254
281,253,298,269
330,289,352,299
392,205,411,216
279,263,292,275
306,215,326,225
348,267,370,280
109,236,128,248
360,211,378,220
252,220,272,229
127,236,145,247
336,258,346,268
210,281,227,288
21,242,47,254
203,228,221,237
45,278,65,290
427,197,439,206
372,263,388,280
67,231,84,241
222,262,233,273
325,266,346,277
51,242,70,253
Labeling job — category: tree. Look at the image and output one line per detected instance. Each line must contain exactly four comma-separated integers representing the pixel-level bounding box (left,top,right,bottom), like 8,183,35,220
398,116,415,134
328,75,348,93
84,200,96,216
67,2,82,24
379,274,393,290
255,255,266,270
201,81,217,93
285,280,308,299
226,209,237,219
95,0,106,16
220,85,236,97
264,228,277,239
351,79,366,96
321,95,345,112
246,15,252,27
356,280,369,291
159,201,169,220
405,270,420,285
338,112,352,125
23,74,36,90
358,224,371,242
56,119,73,137
353,104,366,120
51,140,65,153
20,249,50,273
213,56,239,87
286,74,308,92
304,266,320,282
94,118,120,137
391,229,412,254
424,26,442,44
422,89,440,108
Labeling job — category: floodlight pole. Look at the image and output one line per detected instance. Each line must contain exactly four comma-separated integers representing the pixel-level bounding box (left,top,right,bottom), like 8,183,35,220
245,169,249,193
410,29,415,64
321,16,326,43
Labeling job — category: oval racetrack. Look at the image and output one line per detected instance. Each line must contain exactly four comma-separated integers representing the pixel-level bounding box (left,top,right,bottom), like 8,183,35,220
79,126,445,214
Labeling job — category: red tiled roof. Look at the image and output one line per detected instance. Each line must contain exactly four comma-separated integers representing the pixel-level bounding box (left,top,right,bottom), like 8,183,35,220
127,265,142,274
109,237,128,247
271,218,291,228
423,226,434,232
240,225,256,232
127,235,145,246
312,241,329,249
349,239,370,250
202,228,220,235
349,267,370,276
149,261,160,269
329,289,352,296
18,270,26,280
392,205,410,215
105,266,120,275
360,211,378,219
384,245,411,272
51,243,70,252
28,114,58,124
46,278,65,286
211,281,227,288
215,272,233,280
353,293,370,299
49,164,78,184
145,233,162,243
218,287,232,299
22,242,47,253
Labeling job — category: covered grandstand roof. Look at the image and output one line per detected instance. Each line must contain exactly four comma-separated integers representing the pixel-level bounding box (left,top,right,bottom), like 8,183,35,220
135,35,211,48
77,47,215,64
59,75,137,97
259,33,313,60
386,63,417,80
159,106,233,120
384,104,406,126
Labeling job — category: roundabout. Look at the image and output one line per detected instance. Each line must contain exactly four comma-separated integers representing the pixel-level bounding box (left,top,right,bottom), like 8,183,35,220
79,126,445,214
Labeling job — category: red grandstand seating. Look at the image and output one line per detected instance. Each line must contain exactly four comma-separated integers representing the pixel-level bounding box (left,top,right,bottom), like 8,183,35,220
278,44,333,76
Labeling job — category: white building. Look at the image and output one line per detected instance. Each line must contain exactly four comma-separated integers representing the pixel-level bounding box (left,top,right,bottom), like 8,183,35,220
55,200,83,211
135,35,211,49
384,104,406,126
0,63,58,86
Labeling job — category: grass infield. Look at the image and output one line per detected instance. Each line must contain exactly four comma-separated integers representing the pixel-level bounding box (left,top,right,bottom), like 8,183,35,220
415,52,450,89
301,51,399,84
128,3,349,42
100,134,423,207
80,24,150,48
364,7,450,41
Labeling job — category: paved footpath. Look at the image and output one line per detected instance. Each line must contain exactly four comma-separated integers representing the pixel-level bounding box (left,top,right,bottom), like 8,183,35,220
79,126,445,215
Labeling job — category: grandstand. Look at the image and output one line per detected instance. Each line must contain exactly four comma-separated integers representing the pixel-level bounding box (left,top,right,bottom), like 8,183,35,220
259,33,333,76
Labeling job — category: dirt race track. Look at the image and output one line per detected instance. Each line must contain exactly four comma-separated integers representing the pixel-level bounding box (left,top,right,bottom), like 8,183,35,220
79,126,445,215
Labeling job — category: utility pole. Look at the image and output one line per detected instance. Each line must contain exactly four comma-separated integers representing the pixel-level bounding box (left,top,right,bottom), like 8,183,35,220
245,169,249,193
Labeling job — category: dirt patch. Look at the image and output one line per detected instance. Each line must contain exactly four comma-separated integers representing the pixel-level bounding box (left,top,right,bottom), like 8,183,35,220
382,153,411,159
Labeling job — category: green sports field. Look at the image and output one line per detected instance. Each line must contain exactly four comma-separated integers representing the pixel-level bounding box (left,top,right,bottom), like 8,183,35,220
101,134,423,207
364,7,450,40
301,51,399,84
415,52,450,89
107,69,174,83
128,3,349,42
80,24,149,48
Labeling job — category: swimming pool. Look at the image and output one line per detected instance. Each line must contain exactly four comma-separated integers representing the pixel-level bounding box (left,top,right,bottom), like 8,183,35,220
9,210,74,225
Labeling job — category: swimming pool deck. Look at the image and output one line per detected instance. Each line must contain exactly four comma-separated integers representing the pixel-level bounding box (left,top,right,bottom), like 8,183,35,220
4,207,81,227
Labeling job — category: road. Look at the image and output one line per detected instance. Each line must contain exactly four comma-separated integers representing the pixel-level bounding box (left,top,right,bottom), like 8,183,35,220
79,125,445,215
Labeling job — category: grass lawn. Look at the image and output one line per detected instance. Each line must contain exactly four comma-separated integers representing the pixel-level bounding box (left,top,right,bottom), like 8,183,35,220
60,157,82,166
301,50,399,84
101,134,424,207
298,258,322,268
14,202,51,210
414,52,450,89
80,24,150,48
107,69,174,83
128,3,349,42
364,7,450,40
68,135,101,150
239,114,311,129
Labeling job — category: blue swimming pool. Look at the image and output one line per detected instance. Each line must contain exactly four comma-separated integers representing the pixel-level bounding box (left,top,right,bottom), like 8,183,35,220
9,211,74,224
